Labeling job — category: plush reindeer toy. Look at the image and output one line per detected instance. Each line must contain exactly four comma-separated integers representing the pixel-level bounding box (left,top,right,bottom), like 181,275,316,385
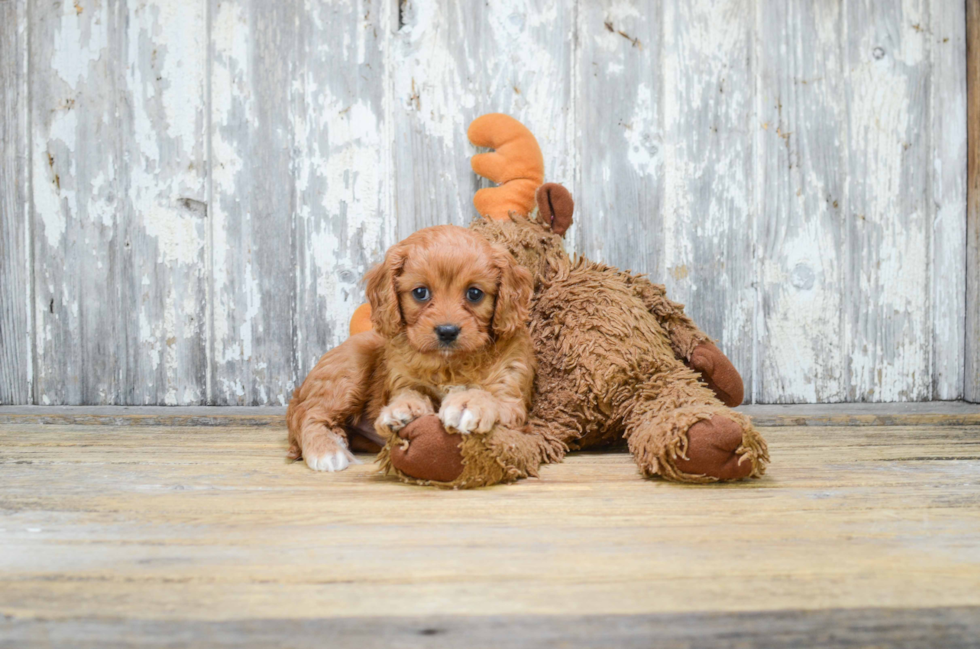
359,114,769,488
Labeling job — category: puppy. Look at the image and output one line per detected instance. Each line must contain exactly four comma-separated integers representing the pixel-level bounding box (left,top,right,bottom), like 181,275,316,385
286,225,534,472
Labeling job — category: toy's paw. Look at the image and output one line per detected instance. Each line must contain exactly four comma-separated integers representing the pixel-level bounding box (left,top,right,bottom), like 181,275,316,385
378,392,435,432
689,343,744,407
439,389,498,434
303,429,360,472
389,415,465,483
675,415,753,481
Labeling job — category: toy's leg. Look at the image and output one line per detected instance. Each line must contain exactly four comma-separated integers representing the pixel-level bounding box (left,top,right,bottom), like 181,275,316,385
380,415,565,488
629,277,744,407
621,364,768,483
687,343,744,407
286,331,384,471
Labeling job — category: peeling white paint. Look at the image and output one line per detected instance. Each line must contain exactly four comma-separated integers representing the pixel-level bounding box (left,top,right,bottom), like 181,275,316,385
50,1,105,90
624,83,658,177
846,25,929,401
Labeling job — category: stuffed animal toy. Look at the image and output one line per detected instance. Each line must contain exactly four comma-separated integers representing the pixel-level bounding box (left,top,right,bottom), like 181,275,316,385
354,114,768,487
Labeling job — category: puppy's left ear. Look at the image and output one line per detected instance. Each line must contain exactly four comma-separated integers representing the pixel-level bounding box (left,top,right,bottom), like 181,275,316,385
364,243,407,339
491,246,533,341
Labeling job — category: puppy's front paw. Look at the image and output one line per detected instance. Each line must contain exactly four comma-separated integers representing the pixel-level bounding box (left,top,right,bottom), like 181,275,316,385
378,392,435,432
439,389,498,434
303,429,360,472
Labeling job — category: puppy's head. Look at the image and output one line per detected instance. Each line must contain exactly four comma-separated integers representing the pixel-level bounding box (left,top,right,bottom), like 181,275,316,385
364,225,532,355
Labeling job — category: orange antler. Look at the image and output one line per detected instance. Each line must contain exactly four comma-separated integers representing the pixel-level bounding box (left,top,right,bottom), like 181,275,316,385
468,114,544,220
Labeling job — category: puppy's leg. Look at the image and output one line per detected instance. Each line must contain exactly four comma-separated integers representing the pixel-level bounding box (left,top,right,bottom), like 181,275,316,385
376,390,435,435
301,424,357,472
287,331,383,472
438,389,501,434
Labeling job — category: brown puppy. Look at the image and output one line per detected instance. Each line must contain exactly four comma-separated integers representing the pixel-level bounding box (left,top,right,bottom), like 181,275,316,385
286,225,534,472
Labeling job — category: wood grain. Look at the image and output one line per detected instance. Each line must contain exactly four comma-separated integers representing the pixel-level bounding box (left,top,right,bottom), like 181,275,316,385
661,0,756,402
0,0,31,405
756,0,847,403
30,0,210,405
0,421,978,644
968,0,980,404
209,0,298,405
3,607,979,649
843,1,933,402
291,0,391,386
574,1,664,284
931,0,968,400
209,0,391,405
2,401,980,427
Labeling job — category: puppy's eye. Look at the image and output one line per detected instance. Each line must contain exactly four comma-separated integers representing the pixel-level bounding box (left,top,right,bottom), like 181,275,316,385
411,287,431,302
465,287,484,303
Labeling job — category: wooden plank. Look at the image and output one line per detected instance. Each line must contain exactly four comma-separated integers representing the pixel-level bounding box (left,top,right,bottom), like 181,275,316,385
2,607,979,649
574,1,663,272
209,0,298,405
30,0,209,405
0,423,978,626
291,0,392,384
208,0,391,404
660,0,754,402
842,1,933,401
756,0,847,403
3,402,980,428
968,0,980,403
931,0,968,400
390,0,573,240
739,402,980,427
0,406,289,427
0,0,31,404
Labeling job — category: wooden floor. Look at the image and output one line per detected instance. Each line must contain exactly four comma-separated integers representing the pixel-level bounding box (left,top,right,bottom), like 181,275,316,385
1,407,980,648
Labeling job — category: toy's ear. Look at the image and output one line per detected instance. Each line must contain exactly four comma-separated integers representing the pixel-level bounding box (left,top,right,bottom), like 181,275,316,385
364,243,408,339
468,114,544,220
535,183,574,237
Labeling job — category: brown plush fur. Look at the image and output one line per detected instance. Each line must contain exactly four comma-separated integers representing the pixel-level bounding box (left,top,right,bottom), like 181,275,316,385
287,225,536,472
378,213,769,487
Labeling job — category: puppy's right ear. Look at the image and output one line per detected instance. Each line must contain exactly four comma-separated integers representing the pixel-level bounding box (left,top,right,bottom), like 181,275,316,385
364,244,407,339
535,183,574,237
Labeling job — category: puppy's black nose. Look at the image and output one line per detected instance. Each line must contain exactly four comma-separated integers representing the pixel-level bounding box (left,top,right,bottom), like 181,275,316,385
435,324,460,344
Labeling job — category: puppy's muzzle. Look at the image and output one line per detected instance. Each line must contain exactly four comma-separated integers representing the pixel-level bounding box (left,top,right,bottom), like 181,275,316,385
435,324,460,346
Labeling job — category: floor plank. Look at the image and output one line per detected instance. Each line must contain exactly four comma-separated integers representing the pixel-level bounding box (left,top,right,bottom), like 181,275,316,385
3,402,980,427
3,607,979,649
1,422,978,646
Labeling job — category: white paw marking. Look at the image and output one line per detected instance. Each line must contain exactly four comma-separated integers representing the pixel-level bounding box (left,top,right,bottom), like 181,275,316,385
440,404,484,434
458,409,479,434
378,408,411,431
439,390,498,434
378,399,431,431
306,449,360,472
440,403,464,432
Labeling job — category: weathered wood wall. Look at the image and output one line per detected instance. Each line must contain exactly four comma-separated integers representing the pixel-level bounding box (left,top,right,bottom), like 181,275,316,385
0,0,970,405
